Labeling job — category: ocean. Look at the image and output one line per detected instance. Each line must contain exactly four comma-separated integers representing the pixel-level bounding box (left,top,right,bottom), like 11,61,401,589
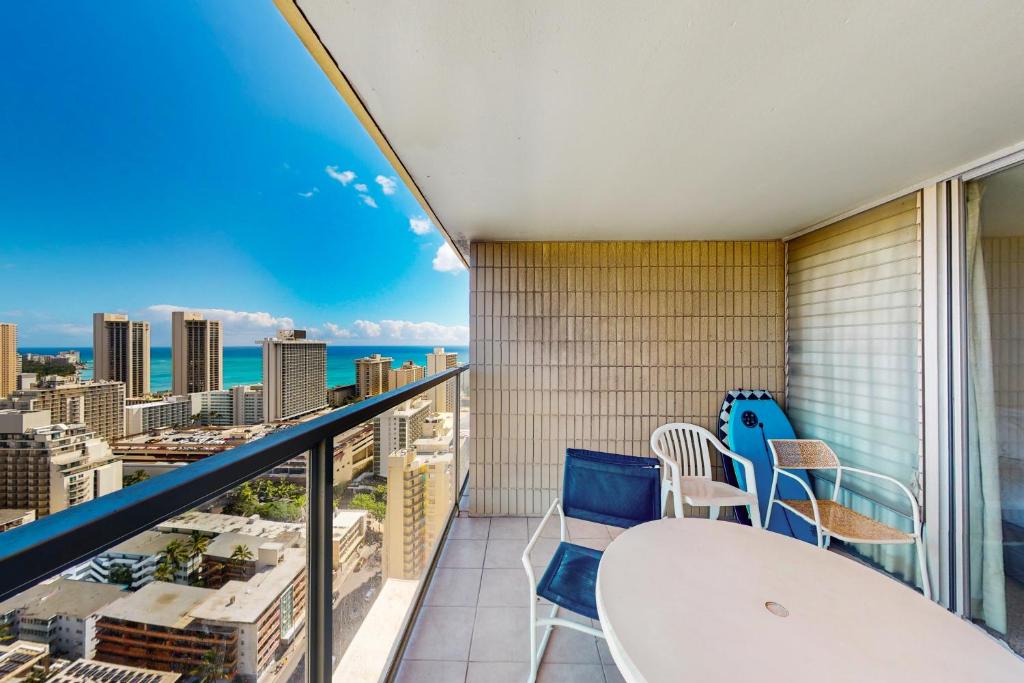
19,345,469,393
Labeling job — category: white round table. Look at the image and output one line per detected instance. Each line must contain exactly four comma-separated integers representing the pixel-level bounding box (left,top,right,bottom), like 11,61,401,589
596,518,1023,682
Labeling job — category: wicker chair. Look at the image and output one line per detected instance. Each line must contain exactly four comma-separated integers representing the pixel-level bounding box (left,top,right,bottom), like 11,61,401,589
765,438,930,599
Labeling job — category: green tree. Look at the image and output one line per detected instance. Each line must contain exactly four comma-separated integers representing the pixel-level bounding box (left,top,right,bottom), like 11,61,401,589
123,470,150,487
153,561,176,582
190,648,225,683
352,484,388,522
162,540,188,569
230,544,254,562
23,665,52,682
108,564,134,585
187,530,210,557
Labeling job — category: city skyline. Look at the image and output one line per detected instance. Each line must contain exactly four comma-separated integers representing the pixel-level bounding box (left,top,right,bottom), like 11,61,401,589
0,1,468,348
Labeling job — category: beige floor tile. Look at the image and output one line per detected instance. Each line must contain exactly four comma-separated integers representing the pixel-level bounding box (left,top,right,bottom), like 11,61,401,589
478,568,532,607
405,605,476,661
469,606,531,662
483,539,530,569
540,612,601,664
489,516,529,539
566,518,613,540
538,663,606,682
465,661,529,683
394,659,468,683
450,516,491,540
602,664,627,683
440,539,487,568
426,568,482,607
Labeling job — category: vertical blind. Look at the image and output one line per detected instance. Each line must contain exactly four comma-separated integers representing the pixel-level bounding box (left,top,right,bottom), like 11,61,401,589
786,193,923,518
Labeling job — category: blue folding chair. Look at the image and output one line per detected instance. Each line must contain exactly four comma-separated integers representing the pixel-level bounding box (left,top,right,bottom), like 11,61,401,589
521,448,662,682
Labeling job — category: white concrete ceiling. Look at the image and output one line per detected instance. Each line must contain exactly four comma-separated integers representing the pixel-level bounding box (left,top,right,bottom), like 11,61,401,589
295,1,1024,253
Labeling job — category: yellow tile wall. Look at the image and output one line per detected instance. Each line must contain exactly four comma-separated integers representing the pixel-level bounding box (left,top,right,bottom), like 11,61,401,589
469,241,785,516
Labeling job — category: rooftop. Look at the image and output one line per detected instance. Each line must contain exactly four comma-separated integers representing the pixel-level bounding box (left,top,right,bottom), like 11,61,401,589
0,578,126,621
51,658,181,682
107,530,190,558
203,531,269,560
97,581,214,629
157,511,304,542
189,548,305,624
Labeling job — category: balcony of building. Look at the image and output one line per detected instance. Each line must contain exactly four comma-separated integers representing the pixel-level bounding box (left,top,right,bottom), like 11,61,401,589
4,2,1024,682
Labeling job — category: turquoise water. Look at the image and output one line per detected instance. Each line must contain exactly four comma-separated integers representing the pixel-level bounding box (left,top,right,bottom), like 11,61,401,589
20,346,468,393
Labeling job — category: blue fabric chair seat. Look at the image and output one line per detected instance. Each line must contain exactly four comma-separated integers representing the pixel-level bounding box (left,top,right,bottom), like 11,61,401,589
536,541,603,620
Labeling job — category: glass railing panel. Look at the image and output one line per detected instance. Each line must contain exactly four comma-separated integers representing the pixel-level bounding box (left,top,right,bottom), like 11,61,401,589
0,464,309,683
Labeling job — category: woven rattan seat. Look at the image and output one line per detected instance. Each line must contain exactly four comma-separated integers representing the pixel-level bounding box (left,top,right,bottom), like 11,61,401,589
779,499,914,544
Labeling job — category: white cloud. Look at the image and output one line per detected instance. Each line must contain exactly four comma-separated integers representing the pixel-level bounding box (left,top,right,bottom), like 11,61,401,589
432,242,465,274
36,322,91,336
360,195,378,208
354,183,368,192
297,187,319,198
352,320,382,337
409,217,433,235
145,304,295,345
375,175,398,195
323,319,468,344
325,166,356,186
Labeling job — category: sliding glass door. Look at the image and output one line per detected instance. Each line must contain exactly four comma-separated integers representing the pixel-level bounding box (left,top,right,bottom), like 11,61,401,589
963,161,1024,655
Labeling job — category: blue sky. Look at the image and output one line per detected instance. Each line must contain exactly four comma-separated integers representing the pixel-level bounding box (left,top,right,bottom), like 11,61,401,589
0,1,467,347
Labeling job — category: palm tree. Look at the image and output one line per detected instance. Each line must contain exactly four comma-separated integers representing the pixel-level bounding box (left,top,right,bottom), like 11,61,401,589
162,540,188,569
153,561,176,583
190,648,225,683
188,531,210,557
230,544,254,562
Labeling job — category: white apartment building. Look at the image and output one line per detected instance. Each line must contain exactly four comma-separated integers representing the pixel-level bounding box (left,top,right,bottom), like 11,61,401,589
261,329,327,421
372,397,431,476
0,379,126,444
426,347,458,414
387,360,424,391
189,385,263,426
0,578,126,659
92,313,151,398
171,311,222,395
124,395,191,435
355,353,393,399
0,410,122,518
382,449,454,580
0,322,15,399
66,530,196,590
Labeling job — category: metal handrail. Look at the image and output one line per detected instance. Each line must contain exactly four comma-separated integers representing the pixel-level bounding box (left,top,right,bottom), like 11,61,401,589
0,363,469,603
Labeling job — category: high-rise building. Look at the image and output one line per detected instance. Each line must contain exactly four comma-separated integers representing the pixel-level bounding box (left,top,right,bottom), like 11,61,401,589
426,347,458,414
0,410,123,518
171,312,222,395
388,360,425,391
355,353,393,399
261,330,327,421
92,313,151,398
0,379,126,443
0,322,16,399
188,385,263,426
124,395,191,435
383,449,454,579
372,397,431,476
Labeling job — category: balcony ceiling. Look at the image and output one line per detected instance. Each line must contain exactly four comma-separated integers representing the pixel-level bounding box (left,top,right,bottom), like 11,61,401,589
294,0,1024,252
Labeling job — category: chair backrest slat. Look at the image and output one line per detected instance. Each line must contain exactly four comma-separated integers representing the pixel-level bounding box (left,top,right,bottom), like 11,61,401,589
562,448,662,528
650,423,720,480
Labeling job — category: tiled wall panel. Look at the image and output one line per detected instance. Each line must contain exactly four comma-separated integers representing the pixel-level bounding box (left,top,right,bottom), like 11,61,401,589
469,241,785,516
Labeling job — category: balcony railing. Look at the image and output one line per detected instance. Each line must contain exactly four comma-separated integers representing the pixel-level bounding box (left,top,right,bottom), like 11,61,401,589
0,363,469,683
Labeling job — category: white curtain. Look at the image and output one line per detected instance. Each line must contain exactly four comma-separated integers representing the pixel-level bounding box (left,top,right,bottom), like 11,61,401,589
966,182,1007,633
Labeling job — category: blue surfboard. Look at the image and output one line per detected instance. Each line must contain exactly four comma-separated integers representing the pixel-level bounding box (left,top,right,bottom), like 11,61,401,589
726,396,818,544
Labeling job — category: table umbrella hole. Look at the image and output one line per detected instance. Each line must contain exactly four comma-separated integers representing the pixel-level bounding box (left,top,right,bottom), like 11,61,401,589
765,601,789,617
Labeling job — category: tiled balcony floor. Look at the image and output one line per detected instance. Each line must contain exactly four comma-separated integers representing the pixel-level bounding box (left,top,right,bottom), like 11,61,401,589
396,515,627,683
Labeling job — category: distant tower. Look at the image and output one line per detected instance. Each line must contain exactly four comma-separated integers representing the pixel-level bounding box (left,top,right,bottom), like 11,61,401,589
355,353,393,399
261,329,327,421
0,322,15,399
426,347,458,413
93,313,151,397
171,311,223,395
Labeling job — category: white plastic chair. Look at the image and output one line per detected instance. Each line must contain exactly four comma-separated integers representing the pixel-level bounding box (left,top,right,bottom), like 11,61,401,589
765,438,931,599
650,423,761,527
